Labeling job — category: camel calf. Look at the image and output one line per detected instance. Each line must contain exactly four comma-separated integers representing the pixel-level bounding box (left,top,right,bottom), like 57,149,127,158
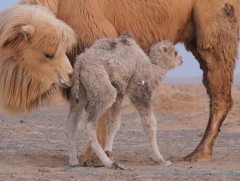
65,33,182,169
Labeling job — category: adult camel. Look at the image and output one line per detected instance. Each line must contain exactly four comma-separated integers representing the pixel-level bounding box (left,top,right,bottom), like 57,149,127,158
19,0,239,165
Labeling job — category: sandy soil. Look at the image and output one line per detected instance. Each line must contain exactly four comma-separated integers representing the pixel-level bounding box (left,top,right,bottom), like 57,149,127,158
0,85,240,181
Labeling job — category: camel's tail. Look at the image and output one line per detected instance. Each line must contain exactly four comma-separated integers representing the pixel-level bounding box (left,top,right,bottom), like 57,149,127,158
71,74,82,103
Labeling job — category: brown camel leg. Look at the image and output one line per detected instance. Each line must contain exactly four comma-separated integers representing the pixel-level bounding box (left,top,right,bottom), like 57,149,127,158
184,47,236,161
78,113,106,167
184,0,240,161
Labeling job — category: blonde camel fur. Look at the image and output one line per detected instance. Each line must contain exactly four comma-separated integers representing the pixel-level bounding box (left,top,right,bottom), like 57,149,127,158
0,5,76,113
19,0,240,164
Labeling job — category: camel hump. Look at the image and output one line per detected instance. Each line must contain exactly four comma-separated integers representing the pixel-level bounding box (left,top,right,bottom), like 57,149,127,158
118,32,135,45
120,32,134,39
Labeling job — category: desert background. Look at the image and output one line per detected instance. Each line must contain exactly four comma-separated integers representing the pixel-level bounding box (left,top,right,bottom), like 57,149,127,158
0,75,240,181
1,2,240,180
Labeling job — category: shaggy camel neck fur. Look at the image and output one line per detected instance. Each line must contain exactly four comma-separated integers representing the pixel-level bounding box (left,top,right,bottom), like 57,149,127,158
0,5,76,113
19,0,240,163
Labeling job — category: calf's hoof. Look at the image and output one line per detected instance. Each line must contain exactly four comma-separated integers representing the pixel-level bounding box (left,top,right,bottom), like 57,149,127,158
111,162,131,170
163,160,172,166
153,159,172,166
69,158,80,167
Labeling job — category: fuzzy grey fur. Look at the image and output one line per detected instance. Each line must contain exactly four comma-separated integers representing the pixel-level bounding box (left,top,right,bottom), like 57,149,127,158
65,33,182,169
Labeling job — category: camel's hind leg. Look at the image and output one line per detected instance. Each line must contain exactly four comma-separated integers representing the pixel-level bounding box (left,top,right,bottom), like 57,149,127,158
184,47,236,161
104,94,124,159
65,84,88,166
78,114,106,167
84,84,117,168
184,1,239,162
79,67,125,168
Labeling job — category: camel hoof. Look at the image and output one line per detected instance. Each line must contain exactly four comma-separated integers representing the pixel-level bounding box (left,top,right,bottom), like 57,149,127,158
111,162,131,171
184,150,211,162
69,159,80,167
163,160,172,166
167,156,183,163
81,157,104,167
154,159,172,166
82,159,104,167
79,153,104,167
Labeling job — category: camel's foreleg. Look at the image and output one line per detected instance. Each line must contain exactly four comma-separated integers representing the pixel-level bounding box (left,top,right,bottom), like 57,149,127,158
129,83,171,165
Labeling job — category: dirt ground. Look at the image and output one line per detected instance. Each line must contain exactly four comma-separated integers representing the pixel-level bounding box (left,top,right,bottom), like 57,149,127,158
0,84,240,181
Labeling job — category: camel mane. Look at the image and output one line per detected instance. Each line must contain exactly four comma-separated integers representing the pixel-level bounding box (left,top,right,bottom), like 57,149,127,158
0,54,58,113
0,5,76,114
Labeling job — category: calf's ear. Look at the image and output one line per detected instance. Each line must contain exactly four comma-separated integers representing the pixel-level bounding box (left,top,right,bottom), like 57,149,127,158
159,45,168,53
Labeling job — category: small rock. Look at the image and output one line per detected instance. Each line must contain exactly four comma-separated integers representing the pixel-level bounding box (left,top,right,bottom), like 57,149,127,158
38,168,50,172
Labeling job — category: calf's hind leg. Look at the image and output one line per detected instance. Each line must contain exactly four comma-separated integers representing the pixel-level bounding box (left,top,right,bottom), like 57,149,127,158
79,114,107,167
104,94,124,159
84,87,124,168
65,84,88,166
81,70,125,168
